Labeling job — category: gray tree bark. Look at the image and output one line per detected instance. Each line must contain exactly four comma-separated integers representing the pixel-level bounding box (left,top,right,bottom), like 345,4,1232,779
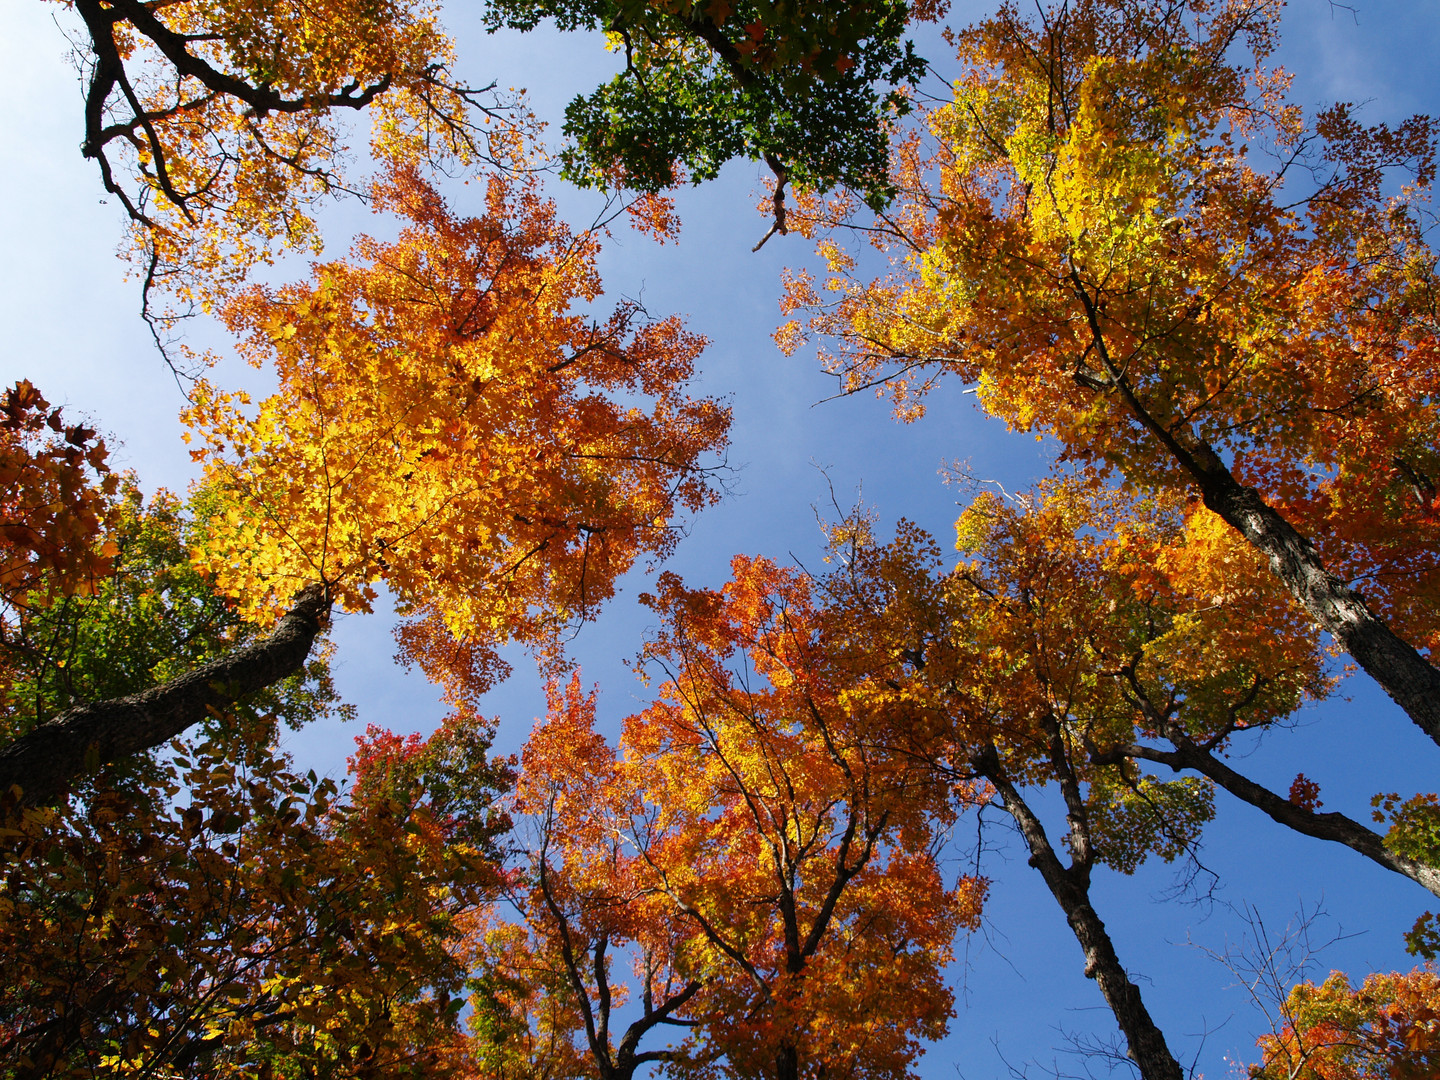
0,584,330,806
974,744,1184,1080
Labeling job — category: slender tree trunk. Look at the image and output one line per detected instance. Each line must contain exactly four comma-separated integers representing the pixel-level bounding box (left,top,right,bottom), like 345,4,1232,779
975,747,1184,1080
0,584,329,805
1109,736,1440,898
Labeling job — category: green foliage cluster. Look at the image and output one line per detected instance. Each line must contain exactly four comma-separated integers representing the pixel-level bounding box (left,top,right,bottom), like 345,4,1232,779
1085,771,1216,876
1375,793,1440,869
1371,794,1440,960
484,0,927,206
1,486,352,747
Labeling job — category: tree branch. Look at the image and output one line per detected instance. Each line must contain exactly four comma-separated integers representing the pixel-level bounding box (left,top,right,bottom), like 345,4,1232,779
972,743,1184,1080
1092,736,1440,899
0,584,330,805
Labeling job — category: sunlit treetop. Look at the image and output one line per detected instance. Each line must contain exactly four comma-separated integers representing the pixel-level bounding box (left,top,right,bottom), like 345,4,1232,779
184,161,730,676
500,552,986,1080
778,0,1440,651
1251,965,1440,1080
944,479,1327,751
466,558,990,1080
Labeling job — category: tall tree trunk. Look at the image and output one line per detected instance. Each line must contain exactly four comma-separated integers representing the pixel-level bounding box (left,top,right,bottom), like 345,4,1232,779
0,584,329,805
1075,279,1440,748
1187,444,1440,749
975,747,1184,1080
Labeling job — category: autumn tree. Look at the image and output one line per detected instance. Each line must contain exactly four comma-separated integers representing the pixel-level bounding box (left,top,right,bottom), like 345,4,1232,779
947,481,1440,897
624,558,984,1080
0,391,333,806
0,702,510,1079
1250,966,1440,1080
791,470,1429,1079
473,677,711,1080
0,162,728,805
0,513,331,806
481,555,985,1080
778,0,1440,744
811,498,1200,1080
485,0,942,242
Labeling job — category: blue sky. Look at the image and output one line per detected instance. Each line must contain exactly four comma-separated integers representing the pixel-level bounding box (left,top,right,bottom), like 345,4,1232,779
3,0,1440,1075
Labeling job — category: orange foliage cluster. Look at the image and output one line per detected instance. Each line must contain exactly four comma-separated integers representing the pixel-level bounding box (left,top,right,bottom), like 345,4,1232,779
184,162,728,665
836,484,1310,729
476,555,986,1080
1254,967,1440,1080
817,480,1324,872
0,381,119,615
53,0,514,302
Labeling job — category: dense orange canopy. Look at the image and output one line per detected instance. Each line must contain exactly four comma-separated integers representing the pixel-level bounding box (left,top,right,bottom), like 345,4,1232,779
482,554,985,1080
185,162,729,672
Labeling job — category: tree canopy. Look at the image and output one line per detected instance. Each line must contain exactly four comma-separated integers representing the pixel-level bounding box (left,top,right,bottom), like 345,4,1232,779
780,0,1440,742
6,0,1440,1078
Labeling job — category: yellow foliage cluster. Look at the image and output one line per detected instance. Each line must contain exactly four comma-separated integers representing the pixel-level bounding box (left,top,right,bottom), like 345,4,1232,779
53,0,518,304
779,0,1440,652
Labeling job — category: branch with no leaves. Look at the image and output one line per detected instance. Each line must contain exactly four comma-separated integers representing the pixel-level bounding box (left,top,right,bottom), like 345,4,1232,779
753,155,791,252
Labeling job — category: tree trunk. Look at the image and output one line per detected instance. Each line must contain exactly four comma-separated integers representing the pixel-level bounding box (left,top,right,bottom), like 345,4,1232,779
1187,446,1440,749
976,748,1184,1080
0,584,329,805
775,1042,800,1080
1074,283,1440,748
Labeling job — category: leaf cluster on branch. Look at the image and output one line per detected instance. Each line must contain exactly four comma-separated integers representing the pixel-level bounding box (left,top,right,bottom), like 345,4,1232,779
57,0,526,317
